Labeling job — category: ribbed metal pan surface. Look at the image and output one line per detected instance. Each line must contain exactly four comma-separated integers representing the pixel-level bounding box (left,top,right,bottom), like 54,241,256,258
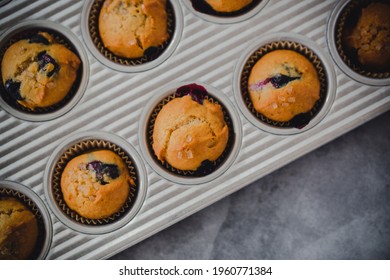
0,0,389,259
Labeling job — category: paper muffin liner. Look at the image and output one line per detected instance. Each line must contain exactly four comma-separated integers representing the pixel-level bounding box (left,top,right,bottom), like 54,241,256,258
334,0,390,80
0,20,88,121
240,41,328,129
139,82,242,185
82,0,182,72
234,32,337,135
51,139,138,227
183,0,269,24
147,93,235,178
0,181,52,260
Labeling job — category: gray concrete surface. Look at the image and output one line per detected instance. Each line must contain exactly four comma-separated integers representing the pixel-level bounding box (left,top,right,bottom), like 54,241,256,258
111,110,390,260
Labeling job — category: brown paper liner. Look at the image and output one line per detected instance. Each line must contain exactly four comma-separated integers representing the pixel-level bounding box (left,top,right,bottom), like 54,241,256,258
240,41,328,128
0,188,46,260
335,0,390,79
51,139,139,226
88,0,175,66
0,28,83,115
147,91,235,177
189,0,264,17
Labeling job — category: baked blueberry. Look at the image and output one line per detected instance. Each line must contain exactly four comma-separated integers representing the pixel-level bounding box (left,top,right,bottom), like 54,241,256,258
290,113,311,129
86,160,120,185
37,51,60,77
270,74,300,88
4,79,23,101
176,83,207,104
28,34,50,45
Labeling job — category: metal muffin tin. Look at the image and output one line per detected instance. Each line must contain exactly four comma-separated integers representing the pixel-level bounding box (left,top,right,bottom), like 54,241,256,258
0,180,52,260
0,0,389,259
0,20,89,122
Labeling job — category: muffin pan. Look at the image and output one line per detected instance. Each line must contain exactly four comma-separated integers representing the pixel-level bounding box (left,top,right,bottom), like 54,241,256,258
0,0,389,259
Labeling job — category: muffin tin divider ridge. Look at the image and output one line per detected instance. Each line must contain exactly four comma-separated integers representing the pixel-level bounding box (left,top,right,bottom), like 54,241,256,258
0,0,389,259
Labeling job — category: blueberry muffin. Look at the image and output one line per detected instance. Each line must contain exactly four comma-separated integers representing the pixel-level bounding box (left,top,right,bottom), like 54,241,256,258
152,84,229,171
205,0,253,12
98,0,169,58
344,2,390,71
248,50,320,122
0,197,38,260
1,32,81,110
60,150,134,220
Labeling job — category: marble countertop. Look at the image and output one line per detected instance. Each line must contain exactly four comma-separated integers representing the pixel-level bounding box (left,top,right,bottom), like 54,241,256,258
111,110,390,260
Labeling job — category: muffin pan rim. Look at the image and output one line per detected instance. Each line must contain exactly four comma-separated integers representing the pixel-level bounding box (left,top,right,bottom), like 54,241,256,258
138,81,243,185
43,131,148,235
0,19,90,122
80,0,184,73
0,179,53,260
182,0,270,24
233,31,337,135
326,0,390,86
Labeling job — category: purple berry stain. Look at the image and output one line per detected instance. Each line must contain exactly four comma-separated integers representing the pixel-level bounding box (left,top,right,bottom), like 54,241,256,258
86,161,119,185
37,51,60,77
176,83,207,104
4,79,23,101
28,34,50,45
270,74,300,88
250,74,300,91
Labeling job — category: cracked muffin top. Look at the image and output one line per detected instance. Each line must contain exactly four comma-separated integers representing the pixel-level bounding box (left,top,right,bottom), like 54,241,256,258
0,197,38,260
152,84,229,171
60,150,134,220
344,2,390,72
248,50,320,123
205,0,253,13
98,0,169,59
1,32,81,110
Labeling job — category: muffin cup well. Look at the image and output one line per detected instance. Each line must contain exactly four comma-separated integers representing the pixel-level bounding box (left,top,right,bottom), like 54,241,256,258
0,20,89,122
44,131,148,235
326,0,390,86
182,0,269,24
139,82,242,185
81,0,183,73
0,180,52,260
233,32,337,135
